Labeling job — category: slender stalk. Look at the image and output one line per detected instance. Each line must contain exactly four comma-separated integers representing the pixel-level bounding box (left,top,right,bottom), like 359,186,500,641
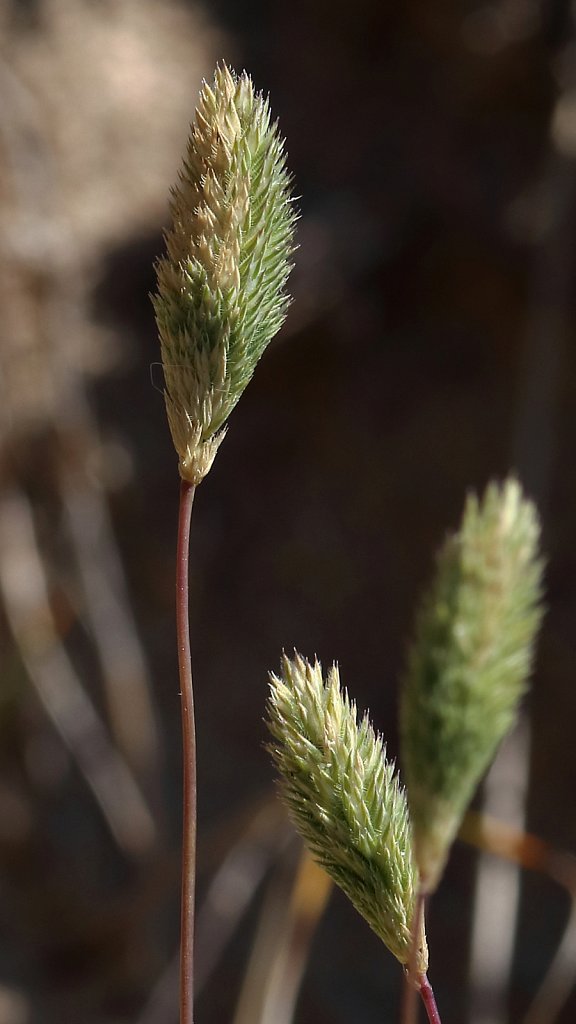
176,479,197,1024
418,975,442,1024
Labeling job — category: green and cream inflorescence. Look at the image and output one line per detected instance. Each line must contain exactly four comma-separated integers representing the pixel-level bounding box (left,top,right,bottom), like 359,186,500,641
401,478,544,892
153,64,296,484
267,652,428,971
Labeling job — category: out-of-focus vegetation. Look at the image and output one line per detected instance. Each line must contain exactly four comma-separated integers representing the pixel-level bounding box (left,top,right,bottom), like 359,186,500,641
1,1,576,1022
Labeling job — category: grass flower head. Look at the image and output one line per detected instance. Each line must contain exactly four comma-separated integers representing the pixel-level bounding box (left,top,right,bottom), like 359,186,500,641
153,64,296,484
401,478,544,892
267,652,427,970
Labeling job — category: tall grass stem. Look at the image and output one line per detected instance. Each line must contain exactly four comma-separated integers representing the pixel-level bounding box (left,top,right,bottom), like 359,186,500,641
176,479,197,1024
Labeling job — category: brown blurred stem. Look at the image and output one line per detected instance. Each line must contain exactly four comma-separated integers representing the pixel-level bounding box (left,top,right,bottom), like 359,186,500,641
177,479,197,1024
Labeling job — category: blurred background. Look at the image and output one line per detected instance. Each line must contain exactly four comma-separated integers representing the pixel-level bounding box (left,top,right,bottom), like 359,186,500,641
1,0,576,1021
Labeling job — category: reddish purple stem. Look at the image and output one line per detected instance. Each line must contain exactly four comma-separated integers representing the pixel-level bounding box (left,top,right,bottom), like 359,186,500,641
418,974,442,1024
177,479,196,1024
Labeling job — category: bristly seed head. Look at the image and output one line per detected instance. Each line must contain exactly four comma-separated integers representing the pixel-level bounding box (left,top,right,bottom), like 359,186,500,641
153,64,296,484
400,477,544,893
267,652,428,971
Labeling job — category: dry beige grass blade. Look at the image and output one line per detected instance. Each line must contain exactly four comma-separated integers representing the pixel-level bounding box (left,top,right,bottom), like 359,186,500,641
233,843,332,1024
195,802,293,994
523,901,576,1024
0,1,217,792
136,800,291,1024
468,723,531,1024
60,453,162,781
0,486,156,857
135,956,179,1024
461,810,576,1024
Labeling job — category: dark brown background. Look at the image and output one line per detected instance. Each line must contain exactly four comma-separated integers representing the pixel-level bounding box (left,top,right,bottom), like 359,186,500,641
1,0,576,1021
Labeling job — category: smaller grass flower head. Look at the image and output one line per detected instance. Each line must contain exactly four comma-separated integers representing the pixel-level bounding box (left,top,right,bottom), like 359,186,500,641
401,478,544,893
267,652,428,971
